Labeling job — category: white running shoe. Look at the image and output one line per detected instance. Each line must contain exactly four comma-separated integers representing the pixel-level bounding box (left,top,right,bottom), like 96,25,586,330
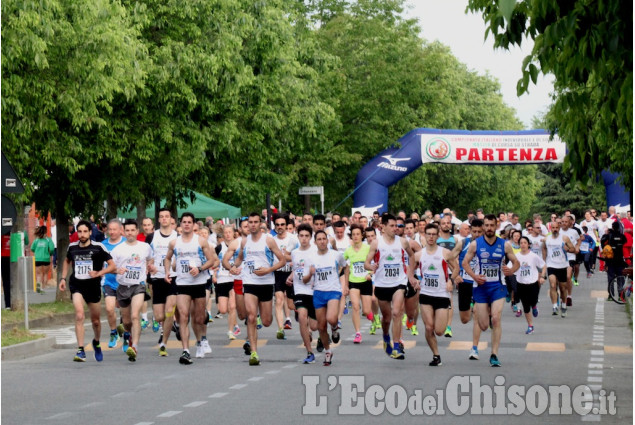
201,339,212,354
195,344,205,359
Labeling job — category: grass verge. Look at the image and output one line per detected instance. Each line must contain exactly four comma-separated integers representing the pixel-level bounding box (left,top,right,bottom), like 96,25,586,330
2,327,46,347
1,301,76,328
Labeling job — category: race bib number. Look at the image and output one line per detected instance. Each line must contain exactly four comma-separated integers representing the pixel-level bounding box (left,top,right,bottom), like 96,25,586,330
383,263,400,278
519,265,531,278
315,267,333,282
580,242,590,252
75,261,93,280
551,249,562,258
352,262,366,279
123,265,142,285
244,260,255,275
423,273,439,288
179,260,191,274
295,267,304,282
482,264,500,279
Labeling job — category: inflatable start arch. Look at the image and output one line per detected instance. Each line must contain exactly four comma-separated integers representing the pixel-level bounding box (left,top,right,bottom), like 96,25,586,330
352,128,631,213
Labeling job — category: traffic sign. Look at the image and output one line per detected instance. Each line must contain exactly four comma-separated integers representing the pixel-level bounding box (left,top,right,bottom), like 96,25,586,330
298,186,323,195
1,152,24,194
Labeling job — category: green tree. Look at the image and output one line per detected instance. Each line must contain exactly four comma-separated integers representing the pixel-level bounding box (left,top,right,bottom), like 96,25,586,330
467,0,633,185
2,0,147,298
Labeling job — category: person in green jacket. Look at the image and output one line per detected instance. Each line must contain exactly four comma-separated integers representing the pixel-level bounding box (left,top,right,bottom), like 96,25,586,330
31,226,55,293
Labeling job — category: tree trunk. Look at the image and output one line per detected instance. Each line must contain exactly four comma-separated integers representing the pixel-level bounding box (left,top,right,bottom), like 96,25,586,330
10,203,26,311
106,193,118,221
136,199,146,223
55,196,71,302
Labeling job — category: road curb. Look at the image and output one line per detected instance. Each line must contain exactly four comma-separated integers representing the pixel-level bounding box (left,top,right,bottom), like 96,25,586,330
1,336,57,361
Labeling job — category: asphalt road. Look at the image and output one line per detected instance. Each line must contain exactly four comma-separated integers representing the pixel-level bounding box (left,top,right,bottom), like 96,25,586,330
2,271,632,425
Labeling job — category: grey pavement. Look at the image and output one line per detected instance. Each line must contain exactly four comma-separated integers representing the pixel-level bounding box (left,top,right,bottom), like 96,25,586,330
1,270,632,425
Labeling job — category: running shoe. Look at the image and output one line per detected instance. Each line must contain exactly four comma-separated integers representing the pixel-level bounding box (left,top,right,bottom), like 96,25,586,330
566,297,572,307
369,322,376,335
587,272,592,279
444,326,452,338
157,329,164,345
515,309,522,318
159,345,168,357
316,337,324,353
343,304,348,315
256,315,263,329
402,314,407,326
126,346,137,362
141,319,149,330
429,355,442,366
390,348,405,360
469,348,479,360
215,312,222,319
532,306,539,317
179,351,193,365
249,351,260,366
490,354,501,367
323,352,332,366
201,339,212,354
116,323,125,337
383,335,392,356
512,303,518,313
208,311,214,323
243,341,252,355
331,329,340,344
406,318,414,330
152,320,160,333
195,343,205,359
228,330,236,340
122,332,130,353
561,307,567,318
284,319,292,330
303,352,316,364
411,325,419,336
233,324,241,336
552,307,558,316
74,349,86,362
172,322,181,341
353,332,362,344
336,320,342,330
203,311,210,325
276,329,286,340
525,326,534,334
398,340,405,353
108,332,119,348
573,277,579,286
506,294,511,303
92,339,103,362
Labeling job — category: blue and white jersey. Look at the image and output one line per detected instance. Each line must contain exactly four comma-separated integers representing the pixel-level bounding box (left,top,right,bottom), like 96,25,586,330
242,234,276,285
458,237,478,284
150,229,177,279
101,237,125,289
475,236,506,287
174,236,209,286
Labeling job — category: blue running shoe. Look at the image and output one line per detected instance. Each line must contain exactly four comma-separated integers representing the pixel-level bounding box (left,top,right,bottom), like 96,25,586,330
74,349,86,362
152,320,160,333
490,354,502,367
122,332,130,353
343,305,349,315
92,339,103,362
108,332,119,348
383,335,392,356
141,319,149,330
303,352,316,364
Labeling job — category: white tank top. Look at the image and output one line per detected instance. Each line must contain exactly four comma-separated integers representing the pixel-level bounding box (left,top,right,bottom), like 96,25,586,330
174,236,209,286
374,235,407,288
242,234,275,285
216,241,236,283
333,236,351,253
545,234,569,269
418,246,450,298
150,229,177,279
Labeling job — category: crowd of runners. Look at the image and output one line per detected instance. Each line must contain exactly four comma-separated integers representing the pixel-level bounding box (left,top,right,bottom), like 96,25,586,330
59,206,633,367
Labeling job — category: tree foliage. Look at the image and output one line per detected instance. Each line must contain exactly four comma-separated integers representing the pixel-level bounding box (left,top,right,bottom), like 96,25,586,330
467,0,633,185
